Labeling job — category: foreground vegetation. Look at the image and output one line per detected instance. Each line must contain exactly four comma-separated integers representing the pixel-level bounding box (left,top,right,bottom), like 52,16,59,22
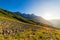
0,19,59,40
0,27,60,40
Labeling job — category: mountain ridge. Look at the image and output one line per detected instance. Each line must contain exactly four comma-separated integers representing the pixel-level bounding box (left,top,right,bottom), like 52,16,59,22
14,12,53,26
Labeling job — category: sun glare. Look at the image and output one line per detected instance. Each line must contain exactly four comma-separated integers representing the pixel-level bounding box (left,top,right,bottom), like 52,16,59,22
42,13,53,20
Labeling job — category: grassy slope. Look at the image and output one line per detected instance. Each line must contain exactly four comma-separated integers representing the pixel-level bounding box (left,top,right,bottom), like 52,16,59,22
0,8,60,40
0,9,37,25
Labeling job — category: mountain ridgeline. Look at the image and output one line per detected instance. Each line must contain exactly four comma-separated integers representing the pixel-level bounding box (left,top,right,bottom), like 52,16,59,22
15,12,53,26
0,8,60,40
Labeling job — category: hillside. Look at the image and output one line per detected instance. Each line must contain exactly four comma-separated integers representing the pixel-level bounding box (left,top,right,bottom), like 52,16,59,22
0,8,60,40
0,8,38,25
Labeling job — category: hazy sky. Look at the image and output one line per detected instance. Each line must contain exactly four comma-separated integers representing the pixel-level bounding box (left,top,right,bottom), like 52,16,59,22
0,0,60,20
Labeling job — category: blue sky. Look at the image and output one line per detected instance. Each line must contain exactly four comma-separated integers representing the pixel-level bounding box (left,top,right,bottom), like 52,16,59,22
0,0,60,20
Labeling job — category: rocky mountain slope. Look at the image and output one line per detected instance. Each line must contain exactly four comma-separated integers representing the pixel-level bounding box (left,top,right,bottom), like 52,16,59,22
15,12,53,26
0,8,60,40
